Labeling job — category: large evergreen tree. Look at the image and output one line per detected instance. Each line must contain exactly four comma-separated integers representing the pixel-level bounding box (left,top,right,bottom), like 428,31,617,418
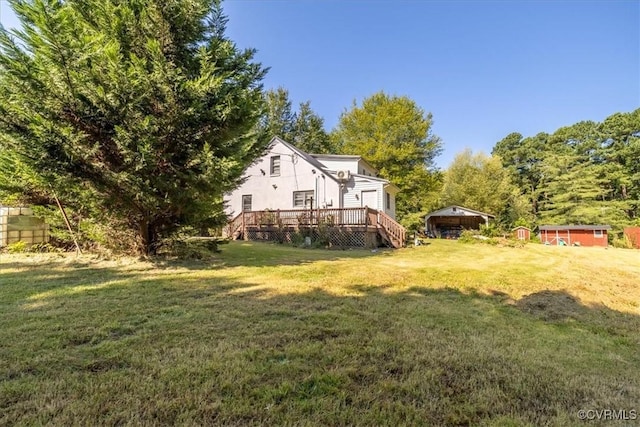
291,101,333,154
493,131,548,218
258,87,295,145
0,0,266,254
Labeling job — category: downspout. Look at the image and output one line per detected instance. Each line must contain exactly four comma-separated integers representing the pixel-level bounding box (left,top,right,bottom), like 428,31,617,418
322,174,326,207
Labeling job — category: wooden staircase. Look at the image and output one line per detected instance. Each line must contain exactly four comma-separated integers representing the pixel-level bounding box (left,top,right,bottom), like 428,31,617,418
223,213,244,240
375,210,406,248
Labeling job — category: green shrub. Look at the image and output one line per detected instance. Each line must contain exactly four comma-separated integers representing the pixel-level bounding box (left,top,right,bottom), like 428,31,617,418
6,240,29,253
401,211,429,233
290,231,307,248
160,238,219,259
611,235,634,249
479,223,501,237
458,230,477,243
314,223,332,248
30,242,58,253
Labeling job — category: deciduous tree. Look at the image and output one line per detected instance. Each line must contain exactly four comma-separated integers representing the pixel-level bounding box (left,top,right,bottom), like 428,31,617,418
440,149,530,228
332,92,442,222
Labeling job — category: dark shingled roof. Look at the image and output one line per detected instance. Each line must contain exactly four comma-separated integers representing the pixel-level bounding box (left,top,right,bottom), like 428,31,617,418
539,225,611,231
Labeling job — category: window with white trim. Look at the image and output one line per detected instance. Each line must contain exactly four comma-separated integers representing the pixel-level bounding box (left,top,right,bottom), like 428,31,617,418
242,195,252,212
270,156,281,176
293,190,314,208
594,229,603,238
386,192,391,210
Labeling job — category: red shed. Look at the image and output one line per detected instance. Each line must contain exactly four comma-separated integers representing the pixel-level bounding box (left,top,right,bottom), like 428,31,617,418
512,226,531,240
539,225,611,247
624,227,640,249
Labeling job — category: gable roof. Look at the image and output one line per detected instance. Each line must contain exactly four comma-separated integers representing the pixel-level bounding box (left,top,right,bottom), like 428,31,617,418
539,225,611,231
311,154,379,175
267,137,395,189
425,205,495,220
351,173,399,191
267,136,341,184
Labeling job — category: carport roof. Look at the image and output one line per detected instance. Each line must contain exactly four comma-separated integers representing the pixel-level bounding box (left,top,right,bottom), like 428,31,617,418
425,206,495,221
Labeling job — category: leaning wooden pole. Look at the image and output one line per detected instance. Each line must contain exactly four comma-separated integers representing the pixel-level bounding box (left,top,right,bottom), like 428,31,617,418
53,194,82,255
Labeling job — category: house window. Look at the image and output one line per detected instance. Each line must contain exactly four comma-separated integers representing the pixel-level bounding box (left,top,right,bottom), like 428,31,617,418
594,229,603,238
293,190,314,208
242,195,252,212
386,192,391,210
270,156,280,176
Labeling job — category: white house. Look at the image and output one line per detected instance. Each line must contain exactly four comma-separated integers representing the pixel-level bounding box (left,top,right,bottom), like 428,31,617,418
224,136,399,219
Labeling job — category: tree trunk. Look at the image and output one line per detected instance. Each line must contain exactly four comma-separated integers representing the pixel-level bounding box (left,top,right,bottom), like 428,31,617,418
138,217,158,256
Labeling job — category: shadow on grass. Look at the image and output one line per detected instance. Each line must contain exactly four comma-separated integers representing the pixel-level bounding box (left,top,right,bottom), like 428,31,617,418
0,241,390,302
1,256,640,425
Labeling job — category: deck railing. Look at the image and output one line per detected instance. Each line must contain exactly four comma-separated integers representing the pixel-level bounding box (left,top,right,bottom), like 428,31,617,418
238,207,375,227
226,207,406,248
377,210,406,247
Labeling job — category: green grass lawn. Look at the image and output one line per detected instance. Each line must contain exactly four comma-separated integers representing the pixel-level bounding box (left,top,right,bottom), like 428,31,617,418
1,240,639,426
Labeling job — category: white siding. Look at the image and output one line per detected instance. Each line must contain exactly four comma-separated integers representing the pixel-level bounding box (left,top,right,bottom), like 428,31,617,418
313,157,377,177
383,188,398,219
224,140,341,217
356,160,377,177
314,158,360,175
343,177,384,210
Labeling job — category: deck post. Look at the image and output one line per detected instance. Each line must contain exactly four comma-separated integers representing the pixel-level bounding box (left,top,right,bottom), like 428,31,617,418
242,212,246,240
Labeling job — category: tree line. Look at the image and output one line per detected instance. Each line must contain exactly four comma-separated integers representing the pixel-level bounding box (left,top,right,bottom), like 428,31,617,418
493,110,640,231
0,0,637,255
435,109,640,241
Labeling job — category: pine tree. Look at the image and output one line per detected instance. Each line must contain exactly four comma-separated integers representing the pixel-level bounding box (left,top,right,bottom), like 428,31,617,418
258,88,332,153
291,101,333,154
496,112,640,229
0,0,266,255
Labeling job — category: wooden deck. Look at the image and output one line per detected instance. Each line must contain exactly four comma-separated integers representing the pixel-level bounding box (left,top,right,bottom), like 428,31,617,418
224,207,406,248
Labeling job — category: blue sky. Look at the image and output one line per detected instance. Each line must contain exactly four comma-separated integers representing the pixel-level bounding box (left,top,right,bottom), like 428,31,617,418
224,0,639,167
1,1,638,167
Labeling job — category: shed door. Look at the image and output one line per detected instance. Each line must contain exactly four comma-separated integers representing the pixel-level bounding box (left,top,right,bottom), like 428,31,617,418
361,190,377,209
